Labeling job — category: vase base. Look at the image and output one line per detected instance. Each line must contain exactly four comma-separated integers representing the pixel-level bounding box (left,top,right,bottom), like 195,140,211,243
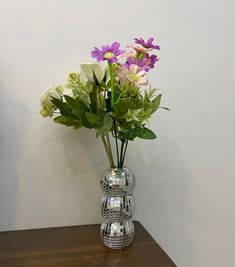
100,221,135,249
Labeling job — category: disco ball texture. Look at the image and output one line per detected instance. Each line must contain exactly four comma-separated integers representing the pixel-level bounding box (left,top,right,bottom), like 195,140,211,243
100,167,135,249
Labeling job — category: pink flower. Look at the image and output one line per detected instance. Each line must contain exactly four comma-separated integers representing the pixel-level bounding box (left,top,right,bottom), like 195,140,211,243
127,43,152,53
118,49,137,59
127,37,160,53
117,64,148,86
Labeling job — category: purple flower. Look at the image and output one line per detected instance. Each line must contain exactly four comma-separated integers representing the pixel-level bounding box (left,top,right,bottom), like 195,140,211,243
125,53,159,72
91,42,125,64
125,57,146,70
134,37,160,50
144,54,159,71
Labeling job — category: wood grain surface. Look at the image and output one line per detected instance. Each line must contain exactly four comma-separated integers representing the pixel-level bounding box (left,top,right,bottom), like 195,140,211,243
0,221,176,267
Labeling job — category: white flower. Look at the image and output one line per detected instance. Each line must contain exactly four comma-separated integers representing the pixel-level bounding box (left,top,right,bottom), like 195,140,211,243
40,86,62,107
80,63,107,84
40,86,62,118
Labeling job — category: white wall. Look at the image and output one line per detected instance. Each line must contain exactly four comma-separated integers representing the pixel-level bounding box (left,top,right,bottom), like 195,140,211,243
0,0,234,266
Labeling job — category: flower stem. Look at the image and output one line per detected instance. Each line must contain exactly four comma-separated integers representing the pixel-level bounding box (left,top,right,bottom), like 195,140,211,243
119,141,125,168
113,119,120,167
108,63,115,107
106,134,115,168
101,135,115,168
121,140,128,168
105,132,113,161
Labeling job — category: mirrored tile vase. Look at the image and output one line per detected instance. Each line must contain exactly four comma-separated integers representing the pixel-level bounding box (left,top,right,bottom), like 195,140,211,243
100,167,135,249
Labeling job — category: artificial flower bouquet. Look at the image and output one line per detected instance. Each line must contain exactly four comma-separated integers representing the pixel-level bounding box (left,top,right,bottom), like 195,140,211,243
40,37,167,168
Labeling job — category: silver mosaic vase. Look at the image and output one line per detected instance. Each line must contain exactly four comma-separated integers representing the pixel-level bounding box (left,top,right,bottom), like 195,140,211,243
100,167,136,249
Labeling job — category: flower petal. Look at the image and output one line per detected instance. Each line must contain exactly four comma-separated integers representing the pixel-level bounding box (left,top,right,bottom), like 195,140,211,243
40,87,60,106
101,45,110,52
135,70,146,78
111,42,120,52
146,37,154,46
137,77,148,85
80,63,106,83
130,64,138,74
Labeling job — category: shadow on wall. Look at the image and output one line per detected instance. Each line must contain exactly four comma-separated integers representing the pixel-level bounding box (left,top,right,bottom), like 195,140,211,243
128,136,196,265
0,80,29,231
61,128,108,222
62,128,108,175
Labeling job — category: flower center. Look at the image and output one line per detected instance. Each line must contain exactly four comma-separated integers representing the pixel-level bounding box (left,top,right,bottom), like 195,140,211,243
128,73,137,82
104,52,114,59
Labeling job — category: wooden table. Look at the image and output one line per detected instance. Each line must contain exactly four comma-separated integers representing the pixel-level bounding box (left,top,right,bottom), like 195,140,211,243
0,221,176,267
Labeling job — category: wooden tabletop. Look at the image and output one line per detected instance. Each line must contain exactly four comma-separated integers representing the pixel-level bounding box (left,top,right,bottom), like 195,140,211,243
0,221,176,267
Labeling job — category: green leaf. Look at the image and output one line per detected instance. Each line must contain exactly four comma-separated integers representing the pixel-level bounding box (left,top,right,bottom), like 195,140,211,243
64,95,77,108
66,76,91,107
89,83,98,114
71,100,93,128
98,113,113,136
114,98,136,117
85,81,93,93
152,94,162,111
85,112,102,126
51,97,72,116
119,128,139,141
144,88,158,102
53,115,82,129
119,127,157,141
64,94,90,110
76,91,90,107
136,127,157,140
103,69,108,83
